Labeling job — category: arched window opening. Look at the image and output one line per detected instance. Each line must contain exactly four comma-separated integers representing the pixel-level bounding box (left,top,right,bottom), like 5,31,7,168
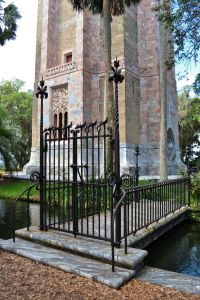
64,112,68,126
54,114,57,127
59,113,62,138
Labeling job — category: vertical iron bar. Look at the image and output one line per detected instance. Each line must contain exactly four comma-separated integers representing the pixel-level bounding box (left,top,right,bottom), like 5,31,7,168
104,124,107,239
53,130,56,227
80,127,83,234
67,128,70,231
48,130,51,227
135,145,140,186
44,135,48,229
188,172,191,207
72,130,78,237
86,127,89,235
36,79,48,231
39,95,44,230
92,125,95,236
27,189,31,231
97,126,101,237
109,59,124,247
58,128,61,228
114,77,121,246
63,128,65,230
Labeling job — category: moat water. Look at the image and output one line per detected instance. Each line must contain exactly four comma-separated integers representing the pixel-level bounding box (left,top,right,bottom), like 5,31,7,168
145,220,200,277
0,198,40,239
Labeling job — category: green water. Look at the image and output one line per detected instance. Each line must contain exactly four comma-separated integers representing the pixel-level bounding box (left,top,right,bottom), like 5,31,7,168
145,221,200,277
0,198,40,239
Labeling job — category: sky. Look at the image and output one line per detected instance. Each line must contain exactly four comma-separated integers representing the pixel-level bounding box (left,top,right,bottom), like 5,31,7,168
0,0,37,90
0,0,198,92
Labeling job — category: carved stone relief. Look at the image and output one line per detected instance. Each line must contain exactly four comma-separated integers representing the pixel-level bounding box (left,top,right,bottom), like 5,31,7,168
52,86,68,114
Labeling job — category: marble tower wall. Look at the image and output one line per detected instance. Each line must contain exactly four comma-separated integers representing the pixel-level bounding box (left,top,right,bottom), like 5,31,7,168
25,0,182,176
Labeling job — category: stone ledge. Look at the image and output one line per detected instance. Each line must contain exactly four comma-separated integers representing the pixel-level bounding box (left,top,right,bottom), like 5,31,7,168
16,227,147,270
125,207,189,249
0,238,135,289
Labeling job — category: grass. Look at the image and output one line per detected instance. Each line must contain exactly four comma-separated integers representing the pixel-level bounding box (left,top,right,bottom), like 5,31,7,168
0,179,39,201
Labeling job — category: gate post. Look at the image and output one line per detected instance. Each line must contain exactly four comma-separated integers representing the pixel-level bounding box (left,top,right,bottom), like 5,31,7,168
135,145,140,186
72,129,78,236
36,78,48,230
186,145,192,207
109,59,124,246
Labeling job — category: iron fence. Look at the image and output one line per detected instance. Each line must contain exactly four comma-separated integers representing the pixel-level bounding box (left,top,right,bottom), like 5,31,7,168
31,63,191,273
111,176,190,270
123,177,189,238
42,119,114,241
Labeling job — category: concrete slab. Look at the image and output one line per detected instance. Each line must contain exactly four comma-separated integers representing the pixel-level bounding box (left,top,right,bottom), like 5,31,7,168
16,227,147,269
0,238,135,289
136,266,200,295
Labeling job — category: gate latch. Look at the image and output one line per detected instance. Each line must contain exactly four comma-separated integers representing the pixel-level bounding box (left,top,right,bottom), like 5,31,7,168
70,164,88,181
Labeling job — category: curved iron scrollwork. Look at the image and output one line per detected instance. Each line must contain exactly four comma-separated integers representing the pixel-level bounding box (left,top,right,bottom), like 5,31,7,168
187,166,198,176
30,171,40,182
121,173,133,188
107,172,118,187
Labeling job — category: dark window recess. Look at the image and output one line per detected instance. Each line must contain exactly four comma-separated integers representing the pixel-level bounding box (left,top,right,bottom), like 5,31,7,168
54,114,57,127
59,113,62,138
65,53,72,64
64,112,68,126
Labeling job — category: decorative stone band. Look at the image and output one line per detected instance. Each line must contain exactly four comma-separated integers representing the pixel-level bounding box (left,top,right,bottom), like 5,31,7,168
44,62,77,79
122,58,159,78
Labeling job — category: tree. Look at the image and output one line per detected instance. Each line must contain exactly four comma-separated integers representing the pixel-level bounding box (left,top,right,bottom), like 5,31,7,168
0,79,32,170
0,78,24,94
159,0,168,181
178,87,200,168
0,0,21,46
154,0,200,76
154,0,200,179
0,106,15,170
193,73,200,96
69,0,140,129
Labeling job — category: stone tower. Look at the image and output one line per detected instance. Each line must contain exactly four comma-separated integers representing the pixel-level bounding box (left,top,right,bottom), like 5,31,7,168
24,0,182,176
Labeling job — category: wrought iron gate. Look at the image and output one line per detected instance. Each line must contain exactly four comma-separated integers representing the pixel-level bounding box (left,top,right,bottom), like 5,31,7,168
42,119,113,241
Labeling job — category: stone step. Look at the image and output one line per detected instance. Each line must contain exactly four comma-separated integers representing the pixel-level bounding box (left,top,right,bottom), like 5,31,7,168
136,266,200,295
16,226,148,270
0,237,135,289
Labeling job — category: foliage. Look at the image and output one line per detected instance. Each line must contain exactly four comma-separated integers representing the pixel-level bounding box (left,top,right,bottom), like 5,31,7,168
69,0,140,15
193,73,200,96
0,79,33,170
0,0,21,46
178,87,200,167
191,172,200,204
0,106,14,170
154,0,200,70
0,78,24,94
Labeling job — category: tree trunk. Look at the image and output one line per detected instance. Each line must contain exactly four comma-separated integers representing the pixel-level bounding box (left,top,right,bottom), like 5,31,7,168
159,0,168,181
103,0,114,173
103,0,114,128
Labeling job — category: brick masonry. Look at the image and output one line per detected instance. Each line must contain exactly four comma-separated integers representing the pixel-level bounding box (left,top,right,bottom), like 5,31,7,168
24,0,182,176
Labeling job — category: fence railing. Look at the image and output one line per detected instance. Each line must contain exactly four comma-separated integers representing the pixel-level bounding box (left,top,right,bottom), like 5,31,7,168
13,183,39,242
122,177,189,238
111,177,190,271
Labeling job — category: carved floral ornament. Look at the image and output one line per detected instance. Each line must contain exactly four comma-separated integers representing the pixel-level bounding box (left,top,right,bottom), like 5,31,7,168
52,86,68,114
